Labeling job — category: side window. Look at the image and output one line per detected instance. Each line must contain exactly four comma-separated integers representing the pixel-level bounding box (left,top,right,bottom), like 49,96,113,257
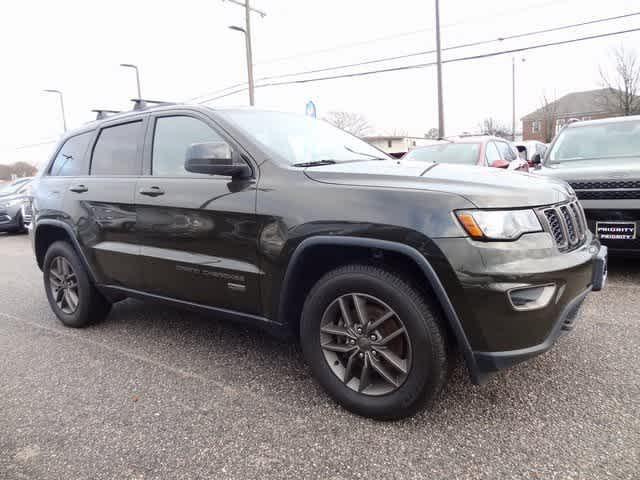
49,132,92,176
91,121,143,176
152,116,230,177
485,142,501,163
496,142,516,161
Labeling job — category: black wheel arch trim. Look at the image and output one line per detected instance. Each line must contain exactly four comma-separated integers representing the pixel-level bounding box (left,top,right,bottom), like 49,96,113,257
278,236,482,384
34,219,99,285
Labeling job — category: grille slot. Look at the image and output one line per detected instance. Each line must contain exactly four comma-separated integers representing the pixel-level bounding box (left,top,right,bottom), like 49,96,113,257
570,180,640,190
541,200,586,252
575,189,640,200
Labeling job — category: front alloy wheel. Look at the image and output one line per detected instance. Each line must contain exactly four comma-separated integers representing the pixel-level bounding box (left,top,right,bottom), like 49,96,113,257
320,293,412,395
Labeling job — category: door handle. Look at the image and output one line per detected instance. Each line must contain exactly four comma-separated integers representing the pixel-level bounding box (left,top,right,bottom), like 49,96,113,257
139,186,165,197
69,184,88,193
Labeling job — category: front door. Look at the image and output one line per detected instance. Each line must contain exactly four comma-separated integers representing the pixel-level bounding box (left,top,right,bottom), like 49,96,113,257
135,112,261,314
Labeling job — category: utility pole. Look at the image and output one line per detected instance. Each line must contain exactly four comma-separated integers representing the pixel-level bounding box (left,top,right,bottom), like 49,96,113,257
120,63,142,100
43,89,67,132
435,0,445,138
512,57,525,141
225,0,266,106
512,57,516,141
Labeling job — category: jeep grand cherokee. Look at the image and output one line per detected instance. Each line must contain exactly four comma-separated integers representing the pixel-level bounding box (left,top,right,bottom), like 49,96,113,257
533,115,640,255
28,105,607,419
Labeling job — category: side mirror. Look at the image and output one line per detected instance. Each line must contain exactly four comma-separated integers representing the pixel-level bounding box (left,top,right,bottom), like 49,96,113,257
184,142,251,178
531,153,542,165
490,159,509,169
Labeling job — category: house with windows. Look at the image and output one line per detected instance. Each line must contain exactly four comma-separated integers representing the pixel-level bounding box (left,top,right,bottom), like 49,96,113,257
363,136,434,158
521,88,628,142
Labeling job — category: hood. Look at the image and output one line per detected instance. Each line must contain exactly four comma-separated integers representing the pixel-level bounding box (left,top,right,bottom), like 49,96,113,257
535,157,640,182
304,160,572,208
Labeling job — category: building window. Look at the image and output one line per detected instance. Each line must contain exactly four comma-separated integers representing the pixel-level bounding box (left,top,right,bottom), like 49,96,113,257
555,118,567,134
531,120,541,133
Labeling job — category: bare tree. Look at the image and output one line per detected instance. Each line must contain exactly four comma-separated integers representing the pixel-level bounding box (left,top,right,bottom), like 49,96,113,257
599,45,640,116
323,111,372,137
479,117,511,139
384,128,409,137
539,95,559,143
0,161,37,180
425,128,439,139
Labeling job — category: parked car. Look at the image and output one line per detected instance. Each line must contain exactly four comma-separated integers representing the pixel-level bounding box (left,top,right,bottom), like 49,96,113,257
0,177,33,233
532,115,640,255
516,140,547,166
28,105,606,419
403,135,529,171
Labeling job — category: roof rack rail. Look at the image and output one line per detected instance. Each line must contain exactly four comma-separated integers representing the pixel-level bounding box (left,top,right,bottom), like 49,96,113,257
91,109,122,120
131,98,175,111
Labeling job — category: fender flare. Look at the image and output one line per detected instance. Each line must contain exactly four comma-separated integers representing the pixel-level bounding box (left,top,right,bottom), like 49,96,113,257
279,236,481,384
34,219,99,284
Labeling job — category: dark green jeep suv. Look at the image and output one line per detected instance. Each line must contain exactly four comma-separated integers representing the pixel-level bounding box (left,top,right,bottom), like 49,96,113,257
28,104,607,419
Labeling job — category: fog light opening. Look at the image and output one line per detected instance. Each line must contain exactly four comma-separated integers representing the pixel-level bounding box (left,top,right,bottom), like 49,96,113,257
508,284,556,311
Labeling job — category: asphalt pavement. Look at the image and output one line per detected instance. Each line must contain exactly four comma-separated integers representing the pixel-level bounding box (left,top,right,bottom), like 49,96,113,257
0,232,638,479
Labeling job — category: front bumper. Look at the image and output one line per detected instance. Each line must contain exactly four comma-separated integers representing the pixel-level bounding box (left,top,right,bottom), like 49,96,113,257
434,233,606,379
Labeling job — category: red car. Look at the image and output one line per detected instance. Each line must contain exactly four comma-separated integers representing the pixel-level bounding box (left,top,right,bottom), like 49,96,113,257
402,136,529,171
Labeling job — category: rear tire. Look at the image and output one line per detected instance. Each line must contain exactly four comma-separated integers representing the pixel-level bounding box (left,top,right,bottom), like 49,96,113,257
300,264,448,420
43,241,111,328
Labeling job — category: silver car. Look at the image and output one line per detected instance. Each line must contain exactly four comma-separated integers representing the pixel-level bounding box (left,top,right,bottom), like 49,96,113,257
0,177,32,233
532,115,640,255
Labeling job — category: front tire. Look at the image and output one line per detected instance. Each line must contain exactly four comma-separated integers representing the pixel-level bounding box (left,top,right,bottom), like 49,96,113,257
300,264,448,420
43,241,111,328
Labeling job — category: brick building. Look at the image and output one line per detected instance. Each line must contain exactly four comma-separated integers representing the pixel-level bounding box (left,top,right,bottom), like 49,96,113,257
521,89,624,142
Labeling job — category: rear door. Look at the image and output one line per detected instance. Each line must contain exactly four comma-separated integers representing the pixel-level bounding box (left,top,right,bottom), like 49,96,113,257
135,111,261,313
65,117,146,289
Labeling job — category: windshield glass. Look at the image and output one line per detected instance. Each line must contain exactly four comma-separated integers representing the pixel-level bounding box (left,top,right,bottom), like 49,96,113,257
220,110,391,165
549,120,640,162
403,143,480,165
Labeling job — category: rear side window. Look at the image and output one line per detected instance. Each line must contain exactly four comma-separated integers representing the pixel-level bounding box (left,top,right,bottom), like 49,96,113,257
49,132,92,176
152,116,229,177
91,121,143,176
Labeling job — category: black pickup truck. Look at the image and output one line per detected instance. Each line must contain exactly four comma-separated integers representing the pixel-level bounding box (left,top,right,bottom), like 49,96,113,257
28,105,607,419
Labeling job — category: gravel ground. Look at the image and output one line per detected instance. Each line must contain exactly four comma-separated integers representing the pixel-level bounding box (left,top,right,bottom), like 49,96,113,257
0,232,638,479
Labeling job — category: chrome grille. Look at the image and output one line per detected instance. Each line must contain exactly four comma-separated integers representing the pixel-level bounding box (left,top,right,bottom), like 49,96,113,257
540,200,586,252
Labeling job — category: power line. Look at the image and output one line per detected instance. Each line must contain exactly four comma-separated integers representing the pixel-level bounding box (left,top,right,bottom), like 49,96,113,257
254,0,574,65
192,11,640,101
199,26,640,102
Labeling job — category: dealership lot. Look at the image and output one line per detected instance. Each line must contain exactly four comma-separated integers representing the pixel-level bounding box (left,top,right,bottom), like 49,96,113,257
0,233,638,480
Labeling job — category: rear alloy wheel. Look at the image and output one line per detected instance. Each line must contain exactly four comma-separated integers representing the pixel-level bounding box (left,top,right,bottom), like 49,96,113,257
320,293,411,396
301,264,448,420
43,241,111,328
48,256,80,315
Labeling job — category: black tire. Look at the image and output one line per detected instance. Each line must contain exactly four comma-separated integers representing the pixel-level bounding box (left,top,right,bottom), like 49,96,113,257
300,264,448,420
43,241,111,328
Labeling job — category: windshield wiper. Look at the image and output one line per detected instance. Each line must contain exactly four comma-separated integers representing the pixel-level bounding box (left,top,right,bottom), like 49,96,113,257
291,159,337,167
344,146,386,160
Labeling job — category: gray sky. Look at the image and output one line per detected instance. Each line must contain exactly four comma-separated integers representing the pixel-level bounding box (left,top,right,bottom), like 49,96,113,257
1,0,638,167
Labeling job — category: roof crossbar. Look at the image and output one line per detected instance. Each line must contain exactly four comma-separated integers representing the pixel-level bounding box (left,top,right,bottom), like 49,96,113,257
91,109,122,120
131,98,175,111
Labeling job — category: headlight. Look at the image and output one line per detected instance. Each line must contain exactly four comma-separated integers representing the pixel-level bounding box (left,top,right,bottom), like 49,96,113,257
456,209,542,240
3,199,24,208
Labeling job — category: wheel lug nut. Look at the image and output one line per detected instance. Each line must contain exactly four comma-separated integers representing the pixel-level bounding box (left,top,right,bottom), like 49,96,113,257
349,339,356,345
356,327,363,334
358,352,364,359
370,334,377,341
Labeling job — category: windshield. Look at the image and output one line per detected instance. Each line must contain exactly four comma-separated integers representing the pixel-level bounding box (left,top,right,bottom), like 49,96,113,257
549,120,640,162
220,110,391,165
403,143,480,165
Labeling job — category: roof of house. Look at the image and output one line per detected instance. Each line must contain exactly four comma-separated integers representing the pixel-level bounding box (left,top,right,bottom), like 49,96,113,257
521,88,622,121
